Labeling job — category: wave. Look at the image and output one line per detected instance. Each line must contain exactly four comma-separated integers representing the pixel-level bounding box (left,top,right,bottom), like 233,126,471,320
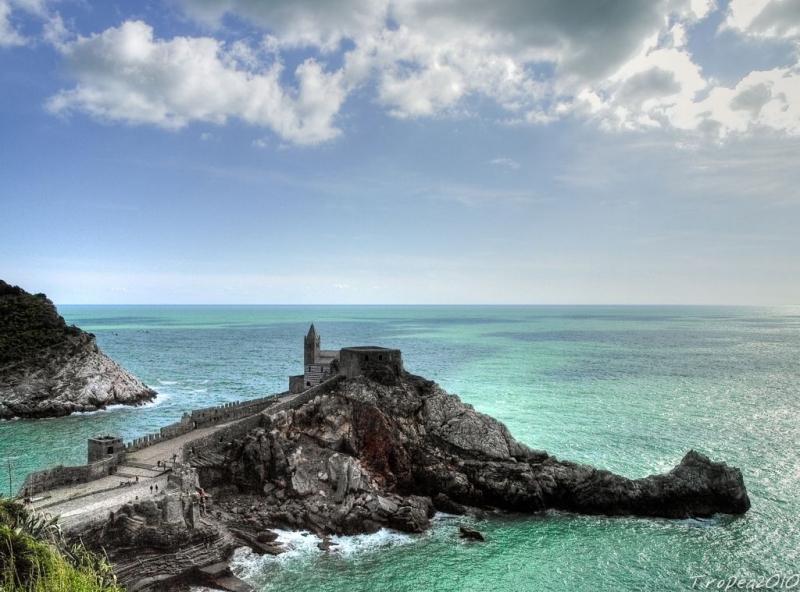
230,527,417,578
70,402,143,416
140,391,171,408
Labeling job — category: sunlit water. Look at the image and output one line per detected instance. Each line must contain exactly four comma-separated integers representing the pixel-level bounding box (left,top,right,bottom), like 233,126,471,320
1,306,799,591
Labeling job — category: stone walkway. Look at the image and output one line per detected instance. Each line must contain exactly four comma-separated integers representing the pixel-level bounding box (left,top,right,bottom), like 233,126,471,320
27,387,312,531
30,420,243,528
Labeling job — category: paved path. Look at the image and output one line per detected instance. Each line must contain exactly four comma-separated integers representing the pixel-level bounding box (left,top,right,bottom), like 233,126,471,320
30,419,244,528
28,388,310,530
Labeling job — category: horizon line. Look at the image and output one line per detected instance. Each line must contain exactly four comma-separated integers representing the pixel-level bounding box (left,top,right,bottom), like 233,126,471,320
54,302,800,307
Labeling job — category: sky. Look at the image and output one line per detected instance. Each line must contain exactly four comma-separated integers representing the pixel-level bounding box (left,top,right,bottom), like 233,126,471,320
0,0,799,305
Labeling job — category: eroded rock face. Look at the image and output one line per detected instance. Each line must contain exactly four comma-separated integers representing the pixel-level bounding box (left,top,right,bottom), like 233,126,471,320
193,372,750,536
0,280,156,419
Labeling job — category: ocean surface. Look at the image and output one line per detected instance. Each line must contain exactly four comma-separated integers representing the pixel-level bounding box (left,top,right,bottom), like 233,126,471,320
1,305,799,591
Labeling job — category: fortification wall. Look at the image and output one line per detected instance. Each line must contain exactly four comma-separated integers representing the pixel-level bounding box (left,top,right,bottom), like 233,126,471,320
18,454,122,497
124,394,283,453
289,374,305,394
183,376,343,460
18,377,342,497
18,394,285,496
340,348,403,380
267,374,343,417
181,414,266,461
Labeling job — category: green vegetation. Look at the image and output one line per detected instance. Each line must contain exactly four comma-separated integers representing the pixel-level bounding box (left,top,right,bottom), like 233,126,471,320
0,281,85,369
0,498,121,592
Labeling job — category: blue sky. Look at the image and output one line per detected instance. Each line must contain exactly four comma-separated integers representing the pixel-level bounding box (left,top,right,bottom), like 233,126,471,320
1,0,799,304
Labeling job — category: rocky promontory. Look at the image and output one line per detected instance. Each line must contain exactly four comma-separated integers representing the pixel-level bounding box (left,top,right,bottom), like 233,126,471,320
83,366,749,590
0,280,156,419
198,371,750,532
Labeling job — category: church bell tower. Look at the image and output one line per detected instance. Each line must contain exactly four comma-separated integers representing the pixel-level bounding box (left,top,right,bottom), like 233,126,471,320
304,324,320,365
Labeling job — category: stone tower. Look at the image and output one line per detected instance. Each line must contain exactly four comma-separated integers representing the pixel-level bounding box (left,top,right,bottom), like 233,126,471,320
304,323,320,365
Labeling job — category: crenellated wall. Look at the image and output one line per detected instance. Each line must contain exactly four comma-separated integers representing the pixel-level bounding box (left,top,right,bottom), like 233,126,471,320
183,375,343,460
18,454,123,497
18,394,286,496
123,394,283,453
17,377,343,498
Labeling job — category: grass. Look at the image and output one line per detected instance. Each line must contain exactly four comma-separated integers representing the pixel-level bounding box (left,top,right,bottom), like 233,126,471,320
0,498,122,592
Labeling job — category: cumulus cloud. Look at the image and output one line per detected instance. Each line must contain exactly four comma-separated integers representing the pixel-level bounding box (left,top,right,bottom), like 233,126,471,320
0,1,25,47
0,0,67,48
36,0,800,143
177,0,388,50
46,20,348,145
725,0,800,39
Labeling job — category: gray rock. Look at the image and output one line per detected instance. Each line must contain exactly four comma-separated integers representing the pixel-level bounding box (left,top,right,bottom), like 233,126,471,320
0,280,155,419
459,526,485,541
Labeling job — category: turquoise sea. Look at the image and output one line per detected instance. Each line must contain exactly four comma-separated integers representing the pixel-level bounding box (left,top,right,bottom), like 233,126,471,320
1,305,799,591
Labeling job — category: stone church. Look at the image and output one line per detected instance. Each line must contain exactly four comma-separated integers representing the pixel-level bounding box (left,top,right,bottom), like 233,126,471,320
289,324,403,393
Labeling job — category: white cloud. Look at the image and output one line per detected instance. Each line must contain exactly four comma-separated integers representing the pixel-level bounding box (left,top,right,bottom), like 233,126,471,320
0,0,68,48
0,0,27,46
724,0,800,39
177,0,389,50
34,0,800,143
687,65,800,136
46,20,348,145
489,157,521,170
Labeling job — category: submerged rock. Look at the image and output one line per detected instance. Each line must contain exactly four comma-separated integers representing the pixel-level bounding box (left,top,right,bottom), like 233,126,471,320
459,526,485,541
0,280,156,419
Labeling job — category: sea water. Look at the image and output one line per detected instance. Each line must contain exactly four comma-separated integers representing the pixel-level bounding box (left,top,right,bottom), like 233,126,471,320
1,305,798,591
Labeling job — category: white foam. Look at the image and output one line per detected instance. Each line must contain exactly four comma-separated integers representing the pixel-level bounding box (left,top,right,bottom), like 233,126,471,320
70,403,133,416
230,527,417,577
329,528,415,558
140,391,170,408
157,380,178,385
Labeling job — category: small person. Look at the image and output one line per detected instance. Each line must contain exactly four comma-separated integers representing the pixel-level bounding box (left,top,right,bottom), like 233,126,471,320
150,485,153,494
155,484,159,493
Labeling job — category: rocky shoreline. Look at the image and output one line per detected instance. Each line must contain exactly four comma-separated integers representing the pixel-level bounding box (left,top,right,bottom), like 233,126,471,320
75,367,749,590
0,280,156,419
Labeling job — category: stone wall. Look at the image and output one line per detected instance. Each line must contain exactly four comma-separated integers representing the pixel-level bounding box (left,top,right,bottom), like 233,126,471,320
183,375,343,460
181,414,266,461
339,347,403,380
124,394,283,453
18,453,122,497
289,374,305,394
18,380,340,497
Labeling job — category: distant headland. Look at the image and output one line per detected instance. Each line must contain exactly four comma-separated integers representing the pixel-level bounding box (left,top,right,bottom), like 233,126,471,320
0,280,156,419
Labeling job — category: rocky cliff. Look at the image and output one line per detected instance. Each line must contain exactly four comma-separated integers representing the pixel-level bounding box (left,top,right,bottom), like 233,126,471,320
194,371,749,535
0,280,156,419
84,369,749,590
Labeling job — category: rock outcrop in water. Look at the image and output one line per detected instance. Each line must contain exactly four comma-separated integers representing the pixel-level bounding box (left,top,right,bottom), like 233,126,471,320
82,368,748,590
0,280,156,419
195,371,749,535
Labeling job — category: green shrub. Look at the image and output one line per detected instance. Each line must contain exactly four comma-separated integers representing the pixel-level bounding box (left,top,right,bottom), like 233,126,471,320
0,498,121,592
0,280,89,369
